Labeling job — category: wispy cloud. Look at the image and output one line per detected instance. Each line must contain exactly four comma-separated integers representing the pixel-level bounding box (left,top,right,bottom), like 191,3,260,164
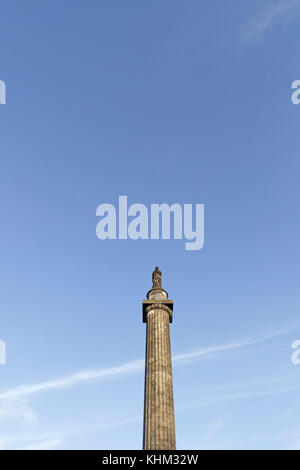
0,328,293,450
0,359,145,402
179,382,300,412
241,0,300,43
205,426,300,450
0,397,37,424
285,426,300,450
0,330,283,403
3,417,140,450
173,330,284,363
21,438,62,450
0,328,289,449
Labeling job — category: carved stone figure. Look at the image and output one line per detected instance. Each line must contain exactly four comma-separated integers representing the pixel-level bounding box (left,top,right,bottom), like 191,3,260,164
152,266,162,287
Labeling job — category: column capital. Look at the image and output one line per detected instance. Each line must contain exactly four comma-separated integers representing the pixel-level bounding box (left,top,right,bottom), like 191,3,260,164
142,300,173,323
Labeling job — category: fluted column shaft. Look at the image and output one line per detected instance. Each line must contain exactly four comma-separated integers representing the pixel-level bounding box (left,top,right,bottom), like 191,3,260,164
143,306,176,450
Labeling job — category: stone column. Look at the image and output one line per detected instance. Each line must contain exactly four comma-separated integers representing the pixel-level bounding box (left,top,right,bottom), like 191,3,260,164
142,267,176,450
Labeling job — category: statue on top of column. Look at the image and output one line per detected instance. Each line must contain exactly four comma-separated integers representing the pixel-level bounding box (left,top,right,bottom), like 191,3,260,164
152,266,162,288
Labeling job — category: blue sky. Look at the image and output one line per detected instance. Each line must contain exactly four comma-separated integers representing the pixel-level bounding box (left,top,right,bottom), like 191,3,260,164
0,0,300,450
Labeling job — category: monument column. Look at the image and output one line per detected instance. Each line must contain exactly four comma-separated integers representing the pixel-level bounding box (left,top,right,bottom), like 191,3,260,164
142,267,176,450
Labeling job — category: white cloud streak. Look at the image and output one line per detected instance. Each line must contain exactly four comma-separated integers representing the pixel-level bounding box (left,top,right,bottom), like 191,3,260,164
1,416,140,450
0,397,37,424
0,328,293,450
241,0,300,43
0,359,144,402
0,330,284,403
172,331,283,362
21,438,62,450
179,384,300,412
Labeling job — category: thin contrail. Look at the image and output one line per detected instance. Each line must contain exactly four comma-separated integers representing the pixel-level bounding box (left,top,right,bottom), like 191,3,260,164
241,0,300,43
0,330,285,402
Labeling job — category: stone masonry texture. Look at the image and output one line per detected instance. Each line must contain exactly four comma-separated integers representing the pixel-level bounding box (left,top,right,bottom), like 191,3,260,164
143,306,176,449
